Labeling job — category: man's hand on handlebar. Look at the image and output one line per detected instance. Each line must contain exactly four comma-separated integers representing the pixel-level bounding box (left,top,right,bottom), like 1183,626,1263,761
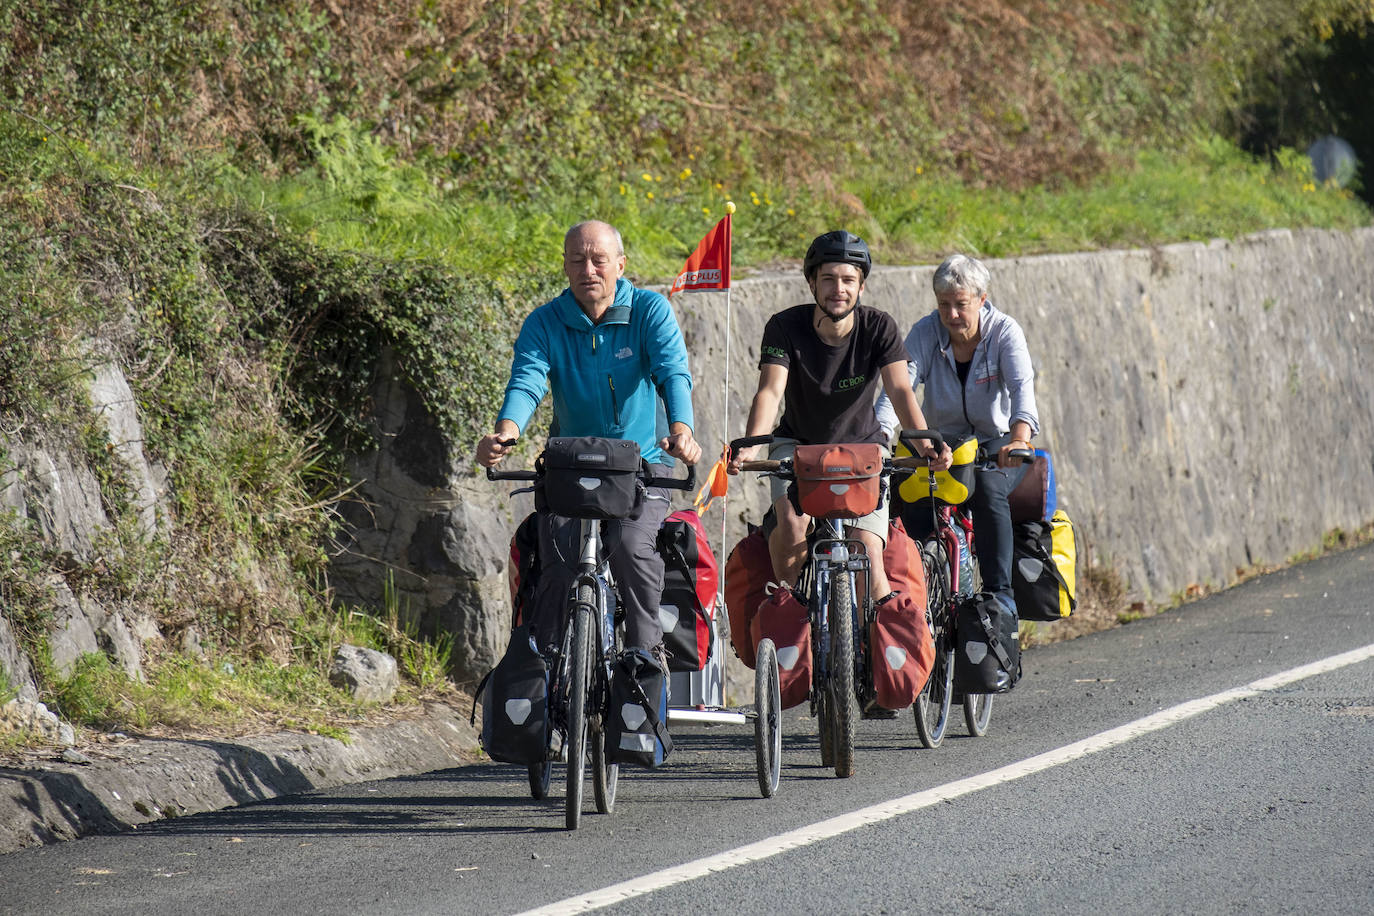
476,421,519,468
726,444,757,475
660,423,702,465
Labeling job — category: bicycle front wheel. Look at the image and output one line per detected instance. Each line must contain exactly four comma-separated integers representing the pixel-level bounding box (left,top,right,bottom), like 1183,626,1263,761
754,638,782,798
564,595,593,830
915,539,955,749
828,569,858,778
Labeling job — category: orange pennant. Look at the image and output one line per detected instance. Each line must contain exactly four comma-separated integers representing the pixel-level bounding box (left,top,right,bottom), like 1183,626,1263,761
693,447,731,514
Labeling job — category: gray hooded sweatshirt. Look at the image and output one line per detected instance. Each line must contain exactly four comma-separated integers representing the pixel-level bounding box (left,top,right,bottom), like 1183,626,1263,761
875,300,1039,446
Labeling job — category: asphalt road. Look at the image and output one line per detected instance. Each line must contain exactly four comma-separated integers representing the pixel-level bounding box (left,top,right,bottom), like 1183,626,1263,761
3,545,1372,915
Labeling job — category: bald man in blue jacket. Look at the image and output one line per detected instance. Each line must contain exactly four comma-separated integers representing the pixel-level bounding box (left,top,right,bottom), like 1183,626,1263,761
477,221,701,663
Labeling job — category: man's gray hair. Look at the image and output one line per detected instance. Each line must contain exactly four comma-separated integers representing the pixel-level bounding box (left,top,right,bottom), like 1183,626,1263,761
932,253,990,298
565,220,625,257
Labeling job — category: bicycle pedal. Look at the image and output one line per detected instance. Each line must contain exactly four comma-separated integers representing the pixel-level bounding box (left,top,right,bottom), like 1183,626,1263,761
861,699,899,720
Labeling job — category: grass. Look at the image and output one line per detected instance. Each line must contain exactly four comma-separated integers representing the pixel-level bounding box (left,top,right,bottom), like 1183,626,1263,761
229,130,1369,286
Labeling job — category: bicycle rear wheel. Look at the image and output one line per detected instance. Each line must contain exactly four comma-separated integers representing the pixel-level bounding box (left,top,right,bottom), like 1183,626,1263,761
915,540,955,749
754,638,782,798
829,569,858,778
958,537,994,737
528,759,552,799
564,596,593,830
591,615,620,814
964,692,993,736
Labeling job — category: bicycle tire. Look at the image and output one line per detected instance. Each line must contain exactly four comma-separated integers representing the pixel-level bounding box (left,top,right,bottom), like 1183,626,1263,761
915,540,955,749
591,612,620,815
964,691,993,736
829,568,858,778
957,529,994,737
565,596,593,830
816,685,834,768
754,638,782,798
528,759,552,800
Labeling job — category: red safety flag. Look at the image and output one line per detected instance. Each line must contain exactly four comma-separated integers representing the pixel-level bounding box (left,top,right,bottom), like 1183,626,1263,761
669,214,732,297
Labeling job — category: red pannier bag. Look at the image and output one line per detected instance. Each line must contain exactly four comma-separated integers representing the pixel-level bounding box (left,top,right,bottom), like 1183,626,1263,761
793,443,883,519
655,509,718,672
723,527,771,669
868,519,934,709
750,587,813,710
507,511,540,627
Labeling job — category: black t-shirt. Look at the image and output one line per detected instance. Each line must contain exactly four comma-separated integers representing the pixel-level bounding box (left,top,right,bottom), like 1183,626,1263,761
758,304,907,444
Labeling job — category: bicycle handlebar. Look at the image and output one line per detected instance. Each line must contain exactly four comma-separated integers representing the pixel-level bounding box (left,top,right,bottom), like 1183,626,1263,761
485,446,697,490
728,434,775,453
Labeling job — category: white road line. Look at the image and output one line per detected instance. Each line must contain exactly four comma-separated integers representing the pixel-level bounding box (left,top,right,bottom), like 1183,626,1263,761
518,643,1374,916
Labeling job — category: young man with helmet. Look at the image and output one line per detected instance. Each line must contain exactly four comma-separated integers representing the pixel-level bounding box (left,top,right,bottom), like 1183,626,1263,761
728,230,950,607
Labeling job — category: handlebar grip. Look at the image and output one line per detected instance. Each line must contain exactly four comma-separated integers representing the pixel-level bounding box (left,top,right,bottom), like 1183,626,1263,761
1006,448,1035,464
740,459,782,472
486,467,537,482
646,462,697,491
729,434,774,453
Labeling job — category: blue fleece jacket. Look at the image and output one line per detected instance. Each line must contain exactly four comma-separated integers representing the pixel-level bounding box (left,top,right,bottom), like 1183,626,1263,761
497,278,694,464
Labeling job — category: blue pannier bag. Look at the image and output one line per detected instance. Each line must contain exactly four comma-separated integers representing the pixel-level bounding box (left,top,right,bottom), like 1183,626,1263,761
1008,447,1057,523
475,624,549,765
606,648,673,767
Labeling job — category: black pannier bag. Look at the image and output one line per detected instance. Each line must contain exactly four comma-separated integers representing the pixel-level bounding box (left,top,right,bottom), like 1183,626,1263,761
476,624,549,765
536,436,643,520
606,648,673,767
507,511,540,627
952,592,1021,694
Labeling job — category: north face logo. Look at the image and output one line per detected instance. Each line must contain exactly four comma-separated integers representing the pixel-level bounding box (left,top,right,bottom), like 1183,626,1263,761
615,346,633,359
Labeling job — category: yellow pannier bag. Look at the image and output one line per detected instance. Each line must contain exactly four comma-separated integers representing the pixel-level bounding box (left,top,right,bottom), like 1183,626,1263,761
1011,509,1077,620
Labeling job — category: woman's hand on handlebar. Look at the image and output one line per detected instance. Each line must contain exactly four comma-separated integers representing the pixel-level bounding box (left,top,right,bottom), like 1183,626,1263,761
660,424,702,465
997,438,1034,469
927,442,954,472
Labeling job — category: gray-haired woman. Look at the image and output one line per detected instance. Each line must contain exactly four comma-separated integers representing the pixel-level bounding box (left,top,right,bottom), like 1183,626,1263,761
876,253,1040,614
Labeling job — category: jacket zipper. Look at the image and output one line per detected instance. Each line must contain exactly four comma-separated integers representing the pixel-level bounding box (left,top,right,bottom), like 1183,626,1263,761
607,374,620,425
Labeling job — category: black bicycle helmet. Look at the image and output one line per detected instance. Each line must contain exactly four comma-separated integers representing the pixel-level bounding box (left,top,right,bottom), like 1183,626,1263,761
803,230,872,280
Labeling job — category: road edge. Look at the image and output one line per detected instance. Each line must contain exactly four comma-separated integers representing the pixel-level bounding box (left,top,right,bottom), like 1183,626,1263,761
0,700,480,855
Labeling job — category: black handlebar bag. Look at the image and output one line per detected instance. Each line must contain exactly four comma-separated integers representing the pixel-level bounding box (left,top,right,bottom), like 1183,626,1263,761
536,437,643,520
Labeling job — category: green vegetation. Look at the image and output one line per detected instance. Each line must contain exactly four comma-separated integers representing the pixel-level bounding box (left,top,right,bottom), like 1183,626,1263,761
1,0,1372,742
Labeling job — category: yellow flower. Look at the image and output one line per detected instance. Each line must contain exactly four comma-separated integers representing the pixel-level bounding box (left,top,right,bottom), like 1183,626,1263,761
619,184,627,195
646,191,655,200
678,167,692,181
915,165,924,175
688,153,695,161
787,208,795,216
714,182,723,190
764,197,772,205
701,207,710,216
642,173,653,182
